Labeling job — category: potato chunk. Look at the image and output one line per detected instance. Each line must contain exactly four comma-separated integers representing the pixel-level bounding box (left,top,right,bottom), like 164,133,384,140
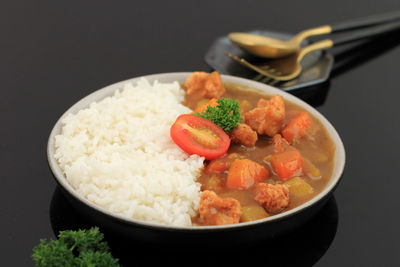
201,175,225,193
199,190,242,225
303,158,321,179
241,205,269,222
283,177,314,197
239,100,253,115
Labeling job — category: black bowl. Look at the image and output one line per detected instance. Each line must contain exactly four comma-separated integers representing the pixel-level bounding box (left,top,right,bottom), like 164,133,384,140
47,73,346,244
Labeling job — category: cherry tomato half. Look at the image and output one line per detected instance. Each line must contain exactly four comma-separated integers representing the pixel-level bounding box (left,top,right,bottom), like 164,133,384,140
170,114,230,160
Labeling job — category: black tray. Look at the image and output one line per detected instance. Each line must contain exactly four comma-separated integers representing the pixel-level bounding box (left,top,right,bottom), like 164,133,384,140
204,30,334,91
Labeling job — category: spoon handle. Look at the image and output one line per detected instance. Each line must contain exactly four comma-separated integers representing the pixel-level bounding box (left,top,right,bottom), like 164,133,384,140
331,20,400,46
330,10,400,33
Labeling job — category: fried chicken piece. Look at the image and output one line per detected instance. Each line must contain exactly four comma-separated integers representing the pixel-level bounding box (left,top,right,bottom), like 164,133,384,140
253,183,289,214
244,95,285,136
185,72,225,99
230,123,258,147
203,72,225,99
184,72,208,99
199,190,242,225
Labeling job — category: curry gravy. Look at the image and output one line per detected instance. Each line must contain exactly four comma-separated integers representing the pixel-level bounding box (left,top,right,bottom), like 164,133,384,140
185,82,335,224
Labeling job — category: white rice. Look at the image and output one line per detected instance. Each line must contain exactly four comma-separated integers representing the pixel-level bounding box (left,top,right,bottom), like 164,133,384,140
54,78,205,226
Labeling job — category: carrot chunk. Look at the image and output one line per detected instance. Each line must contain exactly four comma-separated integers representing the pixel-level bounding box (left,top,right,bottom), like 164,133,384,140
206,157,231,173
227,159,269,190
270,134,303,181
270,149,303,181
193,98,219,113
282,111,312,143
205,153,242,173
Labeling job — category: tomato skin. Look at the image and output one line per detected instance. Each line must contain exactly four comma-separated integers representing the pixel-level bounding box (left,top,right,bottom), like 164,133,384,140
170,114,230,160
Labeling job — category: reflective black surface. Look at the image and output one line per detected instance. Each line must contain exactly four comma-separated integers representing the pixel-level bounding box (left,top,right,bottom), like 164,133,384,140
50,187,338,266
2,1,400,266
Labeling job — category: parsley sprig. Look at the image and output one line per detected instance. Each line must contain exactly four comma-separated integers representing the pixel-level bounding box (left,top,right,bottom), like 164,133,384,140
195,98,243,132
32,227,120,267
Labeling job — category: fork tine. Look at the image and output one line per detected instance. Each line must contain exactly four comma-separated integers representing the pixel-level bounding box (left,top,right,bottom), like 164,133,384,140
267,79,281,87
224,52,277,79
267,68,276,73
260,76,272,83
258,64,271,70
252,73,275,84
224,51,302,82
253,73,264,81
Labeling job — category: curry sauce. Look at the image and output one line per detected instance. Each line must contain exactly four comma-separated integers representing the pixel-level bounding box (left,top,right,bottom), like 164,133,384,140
182,73,335,226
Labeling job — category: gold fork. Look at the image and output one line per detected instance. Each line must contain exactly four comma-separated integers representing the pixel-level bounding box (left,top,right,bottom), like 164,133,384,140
252,73,281,86
224,39,333,82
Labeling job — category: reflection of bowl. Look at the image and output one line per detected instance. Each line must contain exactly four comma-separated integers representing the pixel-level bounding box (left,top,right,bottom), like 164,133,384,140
50,186,339,266
47,73,345,244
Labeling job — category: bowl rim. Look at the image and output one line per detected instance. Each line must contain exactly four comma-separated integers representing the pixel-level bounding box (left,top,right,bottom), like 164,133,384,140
47,72,346,231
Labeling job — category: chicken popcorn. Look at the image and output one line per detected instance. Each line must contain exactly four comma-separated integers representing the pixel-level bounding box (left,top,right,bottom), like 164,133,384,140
185,71,225,99
199,190,242,225
230,123,258,147
244,95,285,136
253,183,290,214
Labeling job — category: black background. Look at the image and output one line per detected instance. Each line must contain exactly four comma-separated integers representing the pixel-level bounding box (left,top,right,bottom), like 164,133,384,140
1,1,400,266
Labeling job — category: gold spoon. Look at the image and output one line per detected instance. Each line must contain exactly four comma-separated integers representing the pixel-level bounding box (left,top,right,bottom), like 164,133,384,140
226,19,400,81
228,10,400,58
228,26,331,58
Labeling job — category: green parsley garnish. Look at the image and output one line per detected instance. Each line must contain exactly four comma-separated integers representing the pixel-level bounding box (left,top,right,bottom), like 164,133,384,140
32,227,120,267
195,98,243,132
